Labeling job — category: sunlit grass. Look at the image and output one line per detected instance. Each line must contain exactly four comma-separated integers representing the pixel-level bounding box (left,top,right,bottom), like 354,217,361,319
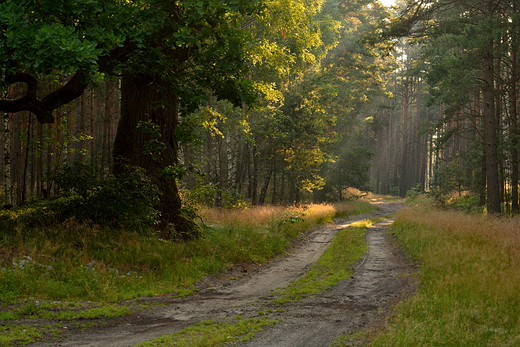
371,208,520,346
135,317,281,347
0,324,42,346
333,200,375,218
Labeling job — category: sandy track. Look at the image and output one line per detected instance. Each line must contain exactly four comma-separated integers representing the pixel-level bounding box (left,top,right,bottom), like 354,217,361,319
31,201,416,347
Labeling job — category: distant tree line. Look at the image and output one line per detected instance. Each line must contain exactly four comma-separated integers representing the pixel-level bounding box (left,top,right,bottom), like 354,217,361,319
371,0,520,215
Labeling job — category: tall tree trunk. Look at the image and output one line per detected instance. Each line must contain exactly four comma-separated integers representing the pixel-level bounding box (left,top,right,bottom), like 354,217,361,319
482,5,500,215
280,148,286,203
80,91,87,164
21,114,31,204
101,81,111,173
89,87,96,168
258,160,273,205
251,143,258,205
3,112,11,205
271,155,276,205
113,74,199,238
399,79,409,197
37,122,43,198
237,142,248,194
511,8,519,214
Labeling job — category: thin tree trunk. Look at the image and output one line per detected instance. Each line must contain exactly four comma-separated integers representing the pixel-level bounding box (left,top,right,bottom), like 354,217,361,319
511,8,519,214
271,155,276,205
20,114,32,204
101,81,111,172
251,143,258,205
258,160,272,205
89,87,96,167
482,6,500,214
3,112,11,205
80,91,87,164
280,148,286,204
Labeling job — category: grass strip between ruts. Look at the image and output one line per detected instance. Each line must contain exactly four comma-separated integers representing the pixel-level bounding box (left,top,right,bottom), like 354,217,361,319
273,217,384,304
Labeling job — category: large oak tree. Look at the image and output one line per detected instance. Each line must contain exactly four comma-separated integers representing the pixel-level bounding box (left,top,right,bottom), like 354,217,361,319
0,0,258,236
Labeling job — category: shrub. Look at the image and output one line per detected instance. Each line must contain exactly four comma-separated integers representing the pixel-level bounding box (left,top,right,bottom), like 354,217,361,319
1,164,160,232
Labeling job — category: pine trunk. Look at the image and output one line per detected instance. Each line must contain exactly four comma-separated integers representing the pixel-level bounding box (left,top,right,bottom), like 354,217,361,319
482,8,501,215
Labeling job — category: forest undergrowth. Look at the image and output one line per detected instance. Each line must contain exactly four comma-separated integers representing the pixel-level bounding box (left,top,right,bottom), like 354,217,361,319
371,197,520,346
0,199,373,345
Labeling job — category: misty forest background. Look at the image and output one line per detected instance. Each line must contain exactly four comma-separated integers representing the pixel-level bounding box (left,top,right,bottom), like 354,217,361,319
2,0,519,222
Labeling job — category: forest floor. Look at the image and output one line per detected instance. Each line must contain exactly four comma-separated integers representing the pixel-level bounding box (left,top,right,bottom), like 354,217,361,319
30,200,417,347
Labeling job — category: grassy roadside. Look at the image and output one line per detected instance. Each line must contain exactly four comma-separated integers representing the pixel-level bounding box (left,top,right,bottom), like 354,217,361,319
134,216,383,347
0,200,374,345
370,206,520,346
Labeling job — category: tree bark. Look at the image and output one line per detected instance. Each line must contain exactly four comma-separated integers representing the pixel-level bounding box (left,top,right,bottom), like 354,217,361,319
511,6,519,214
3,112,12,205
113,74,199,238
482,3,500,215
258,160,273,205
251,143,258,205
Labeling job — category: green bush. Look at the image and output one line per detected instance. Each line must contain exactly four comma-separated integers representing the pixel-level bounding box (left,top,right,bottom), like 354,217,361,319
0,164,160,232
187,183,249,209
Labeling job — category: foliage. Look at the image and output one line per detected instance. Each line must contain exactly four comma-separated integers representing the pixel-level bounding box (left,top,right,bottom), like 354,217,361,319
405,183,422,201
317,129,374,201
449,194,484,214
0,164,160,231
186,183,250,209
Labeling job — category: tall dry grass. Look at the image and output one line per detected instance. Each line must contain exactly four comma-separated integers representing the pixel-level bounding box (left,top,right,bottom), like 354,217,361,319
199,203,337,227
372,208,520,346
199,205,303,226
199,201,374,228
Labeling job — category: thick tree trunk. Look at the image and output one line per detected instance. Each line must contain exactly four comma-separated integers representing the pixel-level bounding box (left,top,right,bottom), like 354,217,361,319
113,74,199,238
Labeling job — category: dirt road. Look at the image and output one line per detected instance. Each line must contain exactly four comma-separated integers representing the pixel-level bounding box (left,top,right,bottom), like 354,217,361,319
32,200,417,347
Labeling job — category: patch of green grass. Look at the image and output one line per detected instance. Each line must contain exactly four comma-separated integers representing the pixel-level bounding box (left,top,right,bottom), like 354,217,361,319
39,305,132,320
330,331,370,346
134,316,281,347
273,217,383,304
1,302,131,321
370,208,520,346
333,201,375,219
0,324,43,346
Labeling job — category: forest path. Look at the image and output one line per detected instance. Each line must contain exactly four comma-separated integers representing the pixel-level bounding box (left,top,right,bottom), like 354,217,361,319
31,200,417,347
